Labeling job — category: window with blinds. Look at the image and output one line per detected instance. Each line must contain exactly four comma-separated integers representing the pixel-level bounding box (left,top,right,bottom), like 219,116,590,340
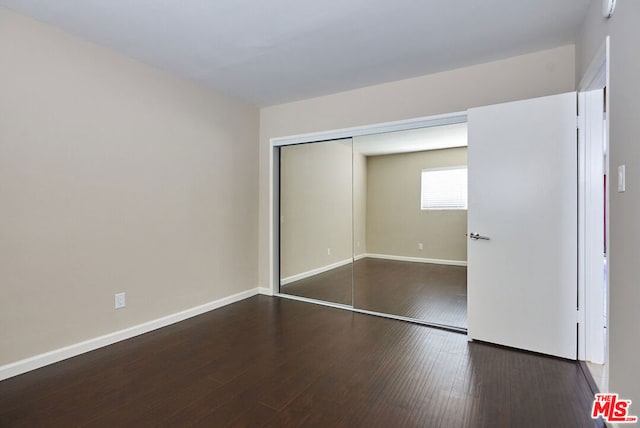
420,166,468,210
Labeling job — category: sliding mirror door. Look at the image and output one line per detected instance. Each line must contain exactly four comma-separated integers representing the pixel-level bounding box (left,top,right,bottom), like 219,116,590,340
279,139,353,306
277,125,468,329
353,124,469,329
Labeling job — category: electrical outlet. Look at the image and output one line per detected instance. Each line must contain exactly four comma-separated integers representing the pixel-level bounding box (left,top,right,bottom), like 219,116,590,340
618,165,626,192
327,248,331,255
115,292,126,309
418,243,424,251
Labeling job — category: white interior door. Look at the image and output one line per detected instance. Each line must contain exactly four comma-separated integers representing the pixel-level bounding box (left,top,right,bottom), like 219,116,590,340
467,92,577,360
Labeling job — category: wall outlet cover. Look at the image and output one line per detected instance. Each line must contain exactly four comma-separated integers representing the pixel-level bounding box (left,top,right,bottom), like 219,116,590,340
115,292,126,309
618,165,626,192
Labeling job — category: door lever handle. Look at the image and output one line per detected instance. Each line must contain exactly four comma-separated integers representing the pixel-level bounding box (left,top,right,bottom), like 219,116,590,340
469,233,490,241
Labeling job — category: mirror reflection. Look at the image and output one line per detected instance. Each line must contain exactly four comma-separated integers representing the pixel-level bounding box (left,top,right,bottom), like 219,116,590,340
353,124,468,328
278,124,468,330
279,139,353,306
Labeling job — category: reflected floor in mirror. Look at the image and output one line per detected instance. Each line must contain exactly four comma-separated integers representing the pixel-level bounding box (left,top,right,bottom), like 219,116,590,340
280,263,353,306
281,258,467,329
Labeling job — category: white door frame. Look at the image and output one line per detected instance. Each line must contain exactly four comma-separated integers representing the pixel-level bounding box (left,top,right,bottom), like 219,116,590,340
577,37,610,371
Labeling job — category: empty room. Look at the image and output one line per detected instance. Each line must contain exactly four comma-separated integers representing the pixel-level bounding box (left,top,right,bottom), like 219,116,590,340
1,1,639,427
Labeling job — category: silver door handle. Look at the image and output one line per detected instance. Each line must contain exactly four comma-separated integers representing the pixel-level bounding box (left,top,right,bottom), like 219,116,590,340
469,233,490,241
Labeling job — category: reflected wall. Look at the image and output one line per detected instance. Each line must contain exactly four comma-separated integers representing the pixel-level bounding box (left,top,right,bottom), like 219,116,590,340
279,139,353,305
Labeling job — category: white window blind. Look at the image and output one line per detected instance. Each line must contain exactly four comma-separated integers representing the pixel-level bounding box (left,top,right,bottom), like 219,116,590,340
421,167,468,210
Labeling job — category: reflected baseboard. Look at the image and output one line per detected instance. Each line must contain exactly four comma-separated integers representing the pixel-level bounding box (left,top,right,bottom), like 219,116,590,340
281,258,354,285
274,293,353,310
281,253,465,286
365,253,467,267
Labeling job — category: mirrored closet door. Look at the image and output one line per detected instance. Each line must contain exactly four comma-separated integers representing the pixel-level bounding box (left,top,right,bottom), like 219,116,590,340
279,139,353,306
278,124,469,331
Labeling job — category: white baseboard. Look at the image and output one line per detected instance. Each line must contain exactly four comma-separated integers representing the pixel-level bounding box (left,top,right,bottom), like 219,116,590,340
364,253,467,267
0,287,260,381
258,287,273,296
281,257,353,285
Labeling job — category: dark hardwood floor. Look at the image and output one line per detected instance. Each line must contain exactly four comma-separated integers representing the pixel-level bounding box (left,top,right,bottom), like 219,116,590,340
0,296,602,427
281,258,467,328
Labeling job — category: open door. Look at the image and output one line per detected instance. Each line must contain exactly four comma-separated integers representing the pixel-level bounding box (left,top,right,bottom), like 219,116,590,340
467,92,577,360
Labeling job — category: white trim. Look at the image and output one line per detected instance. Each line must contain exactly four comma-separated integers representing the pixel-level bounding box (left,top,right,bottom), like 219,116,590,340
0,288,260,381
365,253,467,267
258,287,273,296
578,98,586,362
269,140,280,294
577,36,610,383
274,292,353,311
582,88,606,365
270,112,467,147
280,258,353,285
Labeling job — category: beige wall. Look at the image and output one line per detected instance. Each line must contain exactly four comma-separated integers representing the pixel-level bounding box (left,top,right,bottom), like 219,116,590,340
280,140,353,278
279,139,367,279
576,0,640,405
0,7,259,365
364,148,467,261
259,45,575,290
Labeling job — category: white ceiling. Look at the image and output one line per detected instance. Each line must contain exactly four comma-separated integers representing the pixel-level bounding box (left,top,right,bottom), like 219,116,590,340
0,0,591,106
355,123,467,156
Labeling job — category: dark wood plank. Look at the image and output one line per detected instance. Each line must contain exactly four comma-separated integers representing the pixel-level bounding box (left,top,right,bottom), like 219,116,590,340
281,258,468,328
0,296,602,427
354,258,467,327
